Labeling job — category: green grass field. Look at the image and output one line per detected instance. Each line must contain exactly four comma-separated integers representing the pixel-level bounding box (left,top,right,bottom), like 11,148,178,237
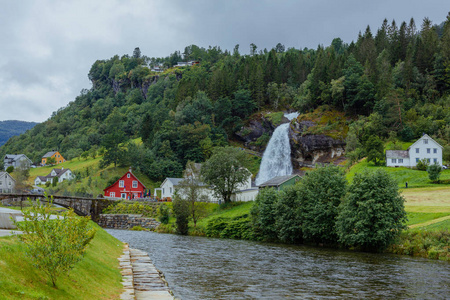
0,223,124,299
346,158,450,188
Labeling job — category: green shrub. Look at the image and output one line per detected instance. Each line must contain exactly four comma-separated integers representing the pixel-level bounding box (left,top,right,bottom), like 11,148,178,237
158,204,170,224
336,169,407,251
205,217,229,237
172,197,190,235
416,158,429,171
14,195,96,287
427,164,442,182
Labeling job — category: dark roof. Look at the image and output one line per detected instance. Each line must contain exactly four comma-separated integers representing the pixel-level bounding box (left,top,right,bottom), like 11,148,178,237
386,150,409,159
258,175,300,187
43,151,58,158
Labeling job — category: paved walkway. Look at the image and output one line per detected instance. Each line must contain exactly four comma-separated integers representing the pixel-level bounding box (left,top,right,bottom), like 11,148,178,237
119,244,174,300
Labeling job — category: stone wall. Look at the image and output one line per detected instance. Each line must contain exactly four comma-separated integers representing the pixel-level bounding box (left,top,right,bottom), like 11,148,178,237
98,214,160,230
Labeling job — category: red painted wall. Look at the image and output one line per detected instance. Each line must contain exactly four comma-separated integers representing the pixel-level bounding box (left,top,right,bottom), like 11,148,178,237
103,171,146,199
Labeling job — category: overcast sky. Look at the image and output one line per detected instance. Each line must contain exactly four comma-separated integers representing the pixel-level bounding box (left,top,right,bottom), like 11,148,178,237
0,0,448,122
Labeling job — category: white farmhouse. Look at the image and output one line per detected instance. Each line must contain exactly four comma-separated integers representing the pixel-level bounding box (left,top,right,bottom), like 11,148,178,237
386,134,443,168
34,168,75,185
0,172,16,193
157,171,258,203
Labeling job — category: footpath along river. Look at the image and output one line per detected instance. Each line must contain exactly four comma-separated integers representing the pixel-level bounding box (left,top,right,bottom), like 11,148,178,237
107,229,450,299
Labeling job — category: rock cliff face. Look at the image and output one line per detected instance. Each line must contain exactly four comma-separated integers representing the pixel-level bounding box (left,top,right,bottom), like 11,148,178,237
234,114,289,151
289,119,346,168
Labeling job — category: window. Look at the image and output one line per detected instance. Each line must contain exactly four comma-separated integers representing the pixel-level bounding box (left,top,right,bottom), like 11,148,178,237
127,174,130,178
121,193,126,199
434,159,437,163
110,192,115,197
424,139,428,144
398,159,403,163
391,159,397,163
416,158,420,163
427,159,430,163
132,181,138,188
0,181,2,186
119,180,124,188
427,148,430,153
170,187,173,193
434,148,437,154
9,182,11,186
416,148,419,153
163,188,165,194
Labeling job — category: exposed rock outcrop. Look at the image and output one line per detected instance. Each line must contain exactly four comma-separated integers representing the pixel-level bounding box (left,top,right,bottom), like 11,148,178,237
234,114,289,151
289,119,346,168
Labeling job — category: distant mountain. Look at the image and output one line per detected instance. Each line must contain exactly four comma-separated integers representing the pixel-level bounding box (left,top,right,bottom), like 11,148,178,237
0,120,38,146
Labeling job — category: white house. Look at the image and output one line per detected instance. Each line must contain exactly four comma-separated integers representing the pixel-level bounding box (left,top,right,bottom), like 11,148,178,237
3,154,32,171
0,172,16,193
34,168,75,185
386,134,443,168
158,170,259,203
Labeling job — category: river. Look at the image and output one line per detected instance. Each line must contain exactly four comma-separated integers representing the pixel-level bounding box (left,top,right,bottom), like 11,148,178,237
107,229,450,299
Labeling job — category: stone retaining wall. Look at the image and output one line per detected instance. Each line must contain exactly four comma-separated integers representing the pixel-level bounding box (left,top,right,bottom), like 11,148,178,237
98,214,160,230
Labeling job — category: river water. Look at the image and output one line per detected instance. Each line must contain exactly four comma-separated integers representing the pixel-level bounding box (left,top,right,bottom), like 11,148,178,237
107,229,449,299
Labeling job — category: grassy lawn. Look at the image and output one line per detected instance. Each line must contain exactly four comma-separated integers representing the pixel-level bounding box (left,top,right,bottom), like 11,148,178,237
0,223,124,299
346,158,450,188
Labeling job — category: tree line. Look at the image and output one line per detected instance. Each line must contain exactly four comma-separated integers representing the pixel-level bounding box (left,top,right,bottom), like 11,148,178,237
1,13,449,176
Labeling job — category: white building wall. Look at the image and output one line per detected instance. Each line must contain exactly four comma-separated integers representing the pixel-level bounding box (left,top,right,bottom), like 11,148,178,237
160,180,176,198
408,136,443,167
386,157,410,167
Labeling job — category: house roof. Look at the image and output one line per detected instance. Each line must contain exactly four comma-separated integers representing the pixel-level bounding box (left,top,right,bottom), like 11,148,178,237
43,151,58,158
258,174,301,187
0,172,16,182
407,133,443,150
36,176,47,181
4,154,31,162
163,178,184,186
386,150,409,159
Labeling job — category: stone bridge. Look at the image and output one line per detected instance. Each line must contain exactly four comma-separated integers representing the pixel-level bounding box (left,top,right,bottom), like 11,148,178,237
0,193,115,222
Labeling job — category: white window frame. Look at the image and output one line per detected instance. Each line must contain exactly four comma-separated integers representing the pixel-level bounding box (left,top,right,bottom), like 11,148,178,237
424,139,428,144
119,180,124,188
434,148,437,154
391,159,396,163
121,193,127,199
110,192,115,197
427,148,430,153
398,159,403,163
127,173,130,178
416,158,419,163
416,148,419,153
132,180,138,188
433,158,437,163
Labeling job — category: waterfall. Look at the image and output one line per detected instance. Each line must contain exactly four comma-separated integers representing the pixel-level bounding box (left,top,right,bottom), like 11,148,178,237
255,112,299,185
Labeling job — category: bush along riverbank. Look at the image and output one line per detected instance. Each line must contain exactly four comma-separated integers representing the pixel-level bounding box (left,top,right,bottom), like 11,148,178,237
157,166,449,261
0,199,124,299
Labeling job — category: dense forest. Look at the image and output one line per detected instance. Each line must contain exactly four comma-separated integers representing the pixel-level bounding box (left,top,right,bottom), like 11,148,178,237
0,121,38,147
1,14,449,180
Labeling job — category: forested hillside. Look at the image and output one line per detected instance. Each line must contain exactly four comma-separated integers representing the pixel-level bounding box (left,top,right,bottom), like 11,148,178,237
1,14,449,179
0,120,38,147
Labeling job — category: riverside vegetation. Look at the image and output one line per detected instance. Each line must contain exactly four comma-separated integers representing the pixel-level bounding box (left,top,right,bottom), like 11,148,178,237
0,199,124,299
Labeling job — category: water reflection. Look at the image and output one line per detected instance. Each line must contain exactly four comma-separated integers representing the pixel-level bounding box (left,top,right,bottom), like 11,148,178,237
107,230,450,299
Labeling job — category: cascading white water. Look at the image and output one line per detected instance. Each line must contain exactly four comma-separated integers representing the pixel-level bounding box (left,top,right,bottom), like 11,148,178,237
255,112,299,185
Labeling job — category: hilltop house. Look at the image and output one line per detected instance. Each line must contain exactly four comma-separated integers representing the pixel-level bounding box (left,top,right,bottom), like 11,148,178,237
258,174,301,191
34,168,75,185
103,167,146,200
386,134,443,168
41,151,65,166
3,154,32,170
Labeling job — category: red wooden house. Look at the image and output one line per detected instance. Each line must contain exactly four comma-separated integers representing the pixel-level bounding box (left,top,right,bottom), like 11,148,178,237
103,167,147,199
